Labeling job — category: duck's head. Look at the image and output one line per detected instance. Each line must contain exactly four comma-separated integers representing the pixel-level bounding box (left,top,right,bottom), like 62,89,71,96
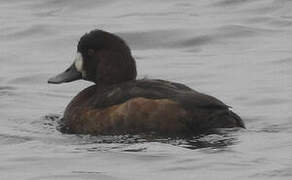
48,29,137,85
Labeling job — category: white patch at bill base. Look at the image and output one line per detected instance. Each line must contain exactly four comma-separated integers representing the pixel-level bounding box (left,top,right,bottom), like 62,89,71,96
74,53,86,77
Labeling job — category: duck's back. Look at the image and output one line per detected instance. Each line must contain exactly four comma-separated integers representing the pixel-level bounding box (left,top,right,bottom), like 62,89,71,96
62,79,244,135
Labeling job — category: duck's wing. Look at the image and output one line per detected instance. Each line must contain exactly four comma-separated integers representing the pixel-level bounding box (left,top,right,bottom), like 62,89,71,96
93,79,229,110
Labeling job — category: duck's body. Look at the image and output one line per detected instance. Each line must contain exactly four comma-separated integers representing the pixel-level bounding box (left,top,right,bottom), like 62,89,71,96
48,29,244,136
61,79,244,135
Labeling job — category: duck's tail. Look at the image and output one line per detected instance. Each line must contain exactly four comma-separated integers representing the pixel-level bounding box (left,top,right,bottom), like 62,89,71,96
228,110,245,128
207,109,245,129
184,108,245,134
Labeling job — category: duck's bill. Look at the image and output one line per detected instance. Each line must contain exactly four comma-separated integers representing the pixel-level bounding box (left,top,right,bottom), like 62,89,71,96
48,64,82,84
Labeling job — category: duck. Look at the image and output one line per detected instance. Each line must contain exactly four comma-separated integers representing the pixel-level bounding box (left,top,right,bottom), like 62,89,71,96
48,29,245,136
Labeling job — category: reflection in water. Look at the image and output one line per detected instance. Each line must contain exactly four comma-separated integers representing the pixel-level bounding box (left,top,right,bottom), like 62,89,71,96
44,113,241,151
180,131,239,150
42,113,62,133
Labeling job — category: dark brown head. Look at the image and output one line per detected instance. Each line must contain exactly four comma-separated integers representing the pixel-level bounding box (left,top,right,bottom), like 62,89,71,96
48,29,137,85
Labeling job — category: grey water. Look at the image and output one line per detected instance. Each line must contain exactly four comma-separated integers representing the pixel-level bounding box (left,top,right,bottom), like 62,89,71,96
0,0,292,179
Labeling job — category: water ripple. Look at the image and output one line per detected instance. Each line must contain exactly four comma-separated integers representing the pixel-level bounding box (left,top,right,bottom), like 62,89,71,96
3,24,56,40
252,167,292,178
118,29,186,50
0,133,32,145
214,0,252,6
0,86,17,97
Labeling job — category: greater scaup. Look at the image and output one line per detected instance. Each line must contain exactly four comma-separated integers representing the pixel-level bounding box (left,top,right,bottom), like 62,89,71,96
48,29,245,136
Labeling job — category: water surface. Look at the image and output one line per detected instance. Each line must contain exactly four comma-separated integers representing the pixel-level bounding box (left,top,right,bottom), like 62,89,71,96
0,0,292,179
